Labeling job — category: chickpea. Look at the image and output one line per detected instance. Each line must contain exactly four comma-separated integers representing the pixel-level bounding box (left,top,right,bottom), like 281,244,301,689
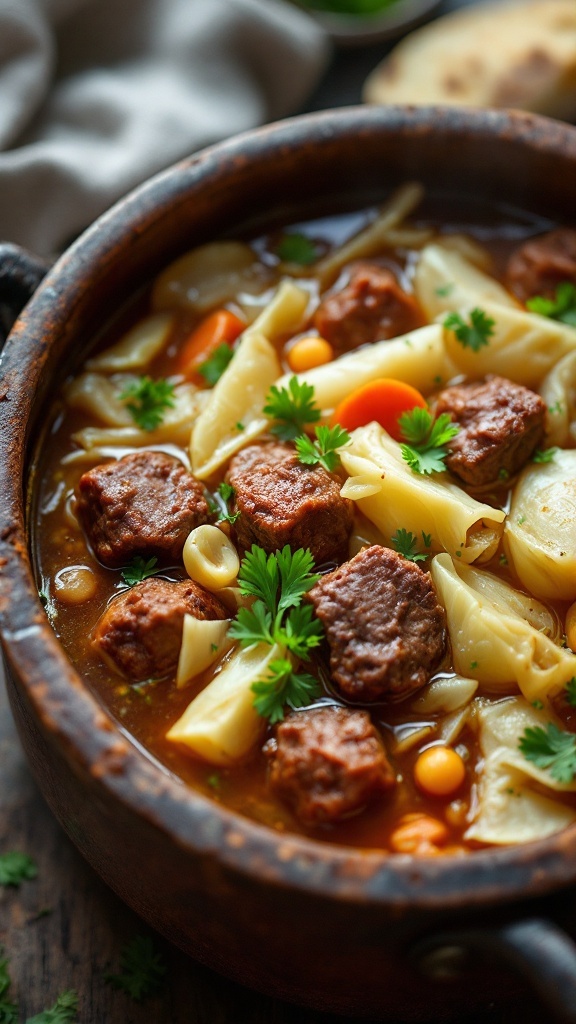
414,745,466,798
54,565,98,604
287,336,334,373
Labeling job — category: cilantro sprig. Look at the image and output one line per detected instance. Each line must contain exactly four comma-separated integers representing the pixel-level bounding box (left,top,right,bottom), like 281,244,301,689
533,447,558,464
121,556,160,587
26,990,79,1024
198,343,234,386
295,424,350,472
391,529,431,563
0,852,37,888
398,407,459,475
519,722,576,784
120,377,175,431
527,282,576,327
444,308,495,352
263,377,321,441
105,935,167,1002
228,545,323,722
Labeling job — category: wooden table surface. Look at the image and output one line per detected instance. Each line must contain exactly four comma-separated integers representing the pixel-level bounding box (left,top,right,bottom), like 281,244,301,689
0,1,558,1020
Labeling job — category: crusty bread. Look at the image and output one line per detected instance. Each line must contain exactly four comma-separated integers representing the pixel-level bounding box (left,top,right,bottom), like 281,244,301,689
363,0,576,120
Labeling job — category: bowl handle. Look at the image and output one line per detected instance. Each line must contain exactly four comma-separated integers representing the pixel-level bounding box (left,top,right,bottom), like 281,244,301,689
415,916,576,1023
0,243,50,347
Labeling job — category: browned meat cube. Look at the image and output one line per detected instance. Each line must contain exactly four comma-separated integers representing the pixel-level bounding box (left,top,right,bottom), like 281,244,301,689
314,262,423,352
76,450,210,568
506,228,576,303
92,577,228,680
265,706,395,826
435,375,546,487
226,443,354,567
307,546,447,703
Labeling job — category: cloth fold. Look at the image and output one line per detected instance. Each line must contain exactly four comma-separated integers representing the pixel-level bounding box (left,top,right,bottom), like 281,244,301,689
0,0,329,255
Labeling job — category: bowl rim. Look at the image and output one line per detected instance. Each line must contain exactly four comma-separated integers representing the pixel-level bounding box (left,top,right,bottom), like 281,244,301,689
3,103,576,912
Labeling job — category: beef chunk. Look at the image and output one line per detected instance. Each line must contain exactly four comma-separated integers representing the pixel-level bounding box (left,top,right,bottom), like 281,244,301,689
226,443,354,566
506,228,576,303
434,375,546,487
314,263,423,352
77,450,210,568
307,546,446,702
92,577,228,680
265,706,395,825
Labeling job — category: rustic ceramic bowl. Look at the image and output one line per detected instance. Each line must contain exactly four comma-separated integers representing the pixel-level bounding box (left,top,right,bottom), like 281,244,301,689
2,107,576,1022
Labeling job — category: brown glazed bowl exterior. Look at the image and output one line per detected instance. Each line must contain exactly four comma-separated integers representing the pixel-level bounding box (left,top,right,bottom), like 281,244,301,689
2,107,576,1021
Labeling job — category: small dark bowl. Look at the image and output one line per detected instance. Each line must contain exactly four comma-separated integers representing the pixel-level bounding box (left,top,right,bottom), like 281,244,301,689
2,106,576,1022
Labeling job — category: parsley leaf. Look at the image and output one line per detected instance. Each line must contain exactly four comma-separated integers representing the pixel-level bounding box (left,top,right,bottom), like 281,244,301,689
398,407,459,475
228,545,324,722
263,376,321,441
519,722,576,784
527,282,576,326
566,678,576,707
391,528,427,563
198,343,234,386
444,308,495,352
275,233,319,265
0,950,18,1024
251,659,321,724
120,377,175,431
121,556,160,587
533,447,558,464
295,424,350,472
105,935,167,1002
0,852,37,888
26,990,79,1024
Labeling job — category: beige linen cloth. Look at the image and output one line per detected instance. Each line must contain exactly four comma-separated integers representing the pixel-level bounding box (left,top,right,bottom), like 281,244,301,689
0,0,329,256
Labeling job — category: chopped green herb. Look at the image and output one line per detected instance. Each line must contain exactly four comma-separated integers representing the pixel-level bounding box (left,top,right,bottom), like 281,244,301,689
263,376,321,442
519,722,576,783
498,467,509,481
210,643,219,654
295,424,350,472
435,284,453,297
391,528,427,563
533,447,558,464
433,375,443,385
235,421,245,431
105,935,167,1001
398,407,459,475
215,481,241,525
121,556,160,587
527,282,576,326
470,661,478,670
0,949,18,1024
444,308,495,352
532,700,545,710
251,659,321,725
565,678,576,707
548,400,564,415
0,852,37,888
25,990,79,1024
297,0,398,14
422,531,432,549
517,515,526,526
499,553,509,566
120,376,175,431
197,343,234,386
207,773,221,790
228,545,324,722
275,233,319,265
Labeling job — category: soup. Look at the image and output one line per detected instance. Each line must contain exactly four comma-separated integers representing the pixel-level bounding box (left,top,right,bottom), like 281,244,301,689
31,183,576,856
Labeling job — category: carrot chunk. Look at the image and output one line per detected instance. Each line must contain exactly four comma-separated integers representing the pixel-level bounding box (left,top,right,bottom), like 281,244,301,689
331,378,427,439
